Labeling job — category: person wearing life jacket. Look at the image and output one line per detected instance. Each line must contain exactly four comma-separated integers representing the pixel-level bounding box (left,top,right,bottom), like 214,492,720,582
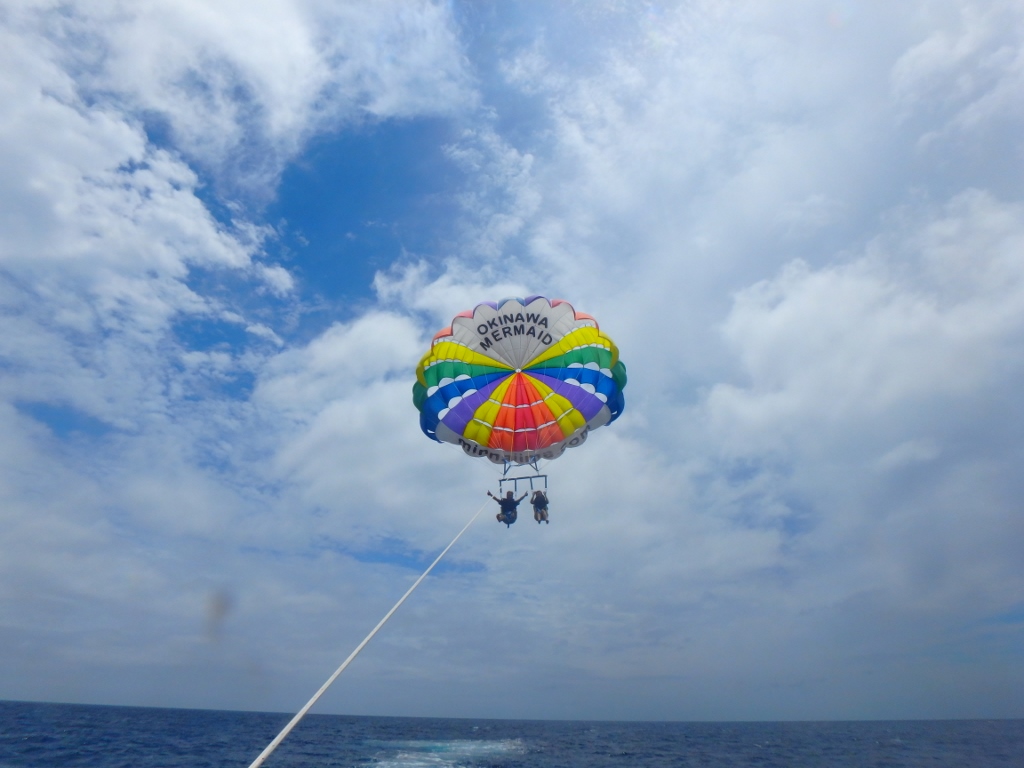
487,490,526,527
530,489,549,524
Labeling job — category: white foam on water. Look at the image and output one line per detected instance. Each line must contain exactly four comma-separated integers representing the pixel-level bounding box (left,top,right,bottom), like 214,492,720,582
368,739,525,768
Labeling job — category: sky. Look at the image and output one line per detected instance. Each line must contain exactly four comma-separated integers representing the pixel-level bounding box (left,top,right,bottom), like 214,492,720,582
1,0,1023,723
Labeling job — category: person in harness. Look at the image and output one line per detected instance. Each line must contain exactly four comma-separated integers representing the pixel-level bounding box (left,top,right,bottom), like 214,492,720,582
487,490,526,527
530,489,549,523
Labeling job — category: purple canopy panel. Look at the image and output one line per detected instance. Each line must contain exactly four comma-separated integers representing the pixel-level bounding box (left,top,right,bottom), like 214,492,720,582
529,372,605,422
439,376,506,436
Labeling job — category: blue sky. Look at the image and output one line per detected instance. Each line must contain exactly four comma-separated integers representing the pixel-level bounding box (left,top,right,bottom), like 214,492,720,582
2,0,1024,722
267,119,463,309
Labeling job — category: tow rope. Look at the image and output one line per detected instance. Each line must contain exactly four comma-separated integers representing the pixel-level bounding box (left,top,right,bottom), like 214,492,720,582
247,501,487,768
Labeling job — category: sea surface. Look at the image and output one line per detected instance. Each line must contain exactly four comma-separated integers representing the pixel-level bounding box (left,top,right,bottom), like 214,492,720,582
0,700,1021,767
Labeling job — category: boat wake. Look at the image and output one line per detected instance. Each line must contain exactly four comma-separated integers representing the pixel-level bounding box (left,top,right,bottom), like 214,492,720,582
368,738,526,767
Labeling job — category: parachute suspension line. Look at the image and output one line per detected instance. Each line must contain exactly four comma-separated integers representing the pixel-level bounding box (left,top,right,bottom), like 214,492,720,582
247,501,489,768
501,457,541,476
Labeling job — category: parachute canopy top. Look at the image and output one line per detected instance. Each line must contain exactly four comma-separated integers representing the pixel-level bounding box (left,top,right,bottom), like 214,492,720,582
413,296,627,465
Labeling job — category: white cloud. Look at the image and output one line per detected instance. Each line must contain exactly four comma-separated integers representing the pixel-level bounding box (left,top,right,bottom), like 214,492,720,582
708,190,1024,450
373,259,532,330
892,1,1024,130
874,439,941,472
256,312,421,416
680,188,1024,698
355,0,1024,719
24,0,476,193
0,0,482,713
256,263,295,296
2,0,1024,722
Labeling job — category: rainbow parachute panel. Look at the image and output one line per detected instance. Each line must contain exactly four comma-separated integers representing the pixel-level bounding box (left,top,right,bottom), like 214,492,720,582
413,296,627,464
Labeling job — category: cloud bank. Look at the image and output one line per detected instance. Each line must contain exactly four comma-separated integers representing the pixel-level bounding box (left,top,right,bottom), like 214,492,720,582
1,0,1022,721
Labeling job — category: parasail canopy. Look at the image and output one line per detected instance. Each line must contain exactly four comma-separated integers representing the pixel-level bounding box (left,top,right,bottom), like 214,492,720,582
413,296,626,465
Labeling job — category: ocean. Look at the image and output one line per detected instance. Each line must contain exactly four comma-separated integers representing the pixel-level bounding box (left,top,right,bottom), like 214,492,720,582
0,700,1020,767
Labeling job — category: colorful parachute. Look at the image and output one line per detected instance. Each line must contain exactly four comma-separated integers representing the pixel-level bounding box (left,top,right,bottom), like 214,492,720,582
413,296,627,465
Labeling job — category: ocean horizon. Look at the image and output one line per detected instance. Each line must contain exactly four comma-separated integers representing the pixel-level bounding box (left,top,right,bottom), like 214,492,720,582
1,699,1021,767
